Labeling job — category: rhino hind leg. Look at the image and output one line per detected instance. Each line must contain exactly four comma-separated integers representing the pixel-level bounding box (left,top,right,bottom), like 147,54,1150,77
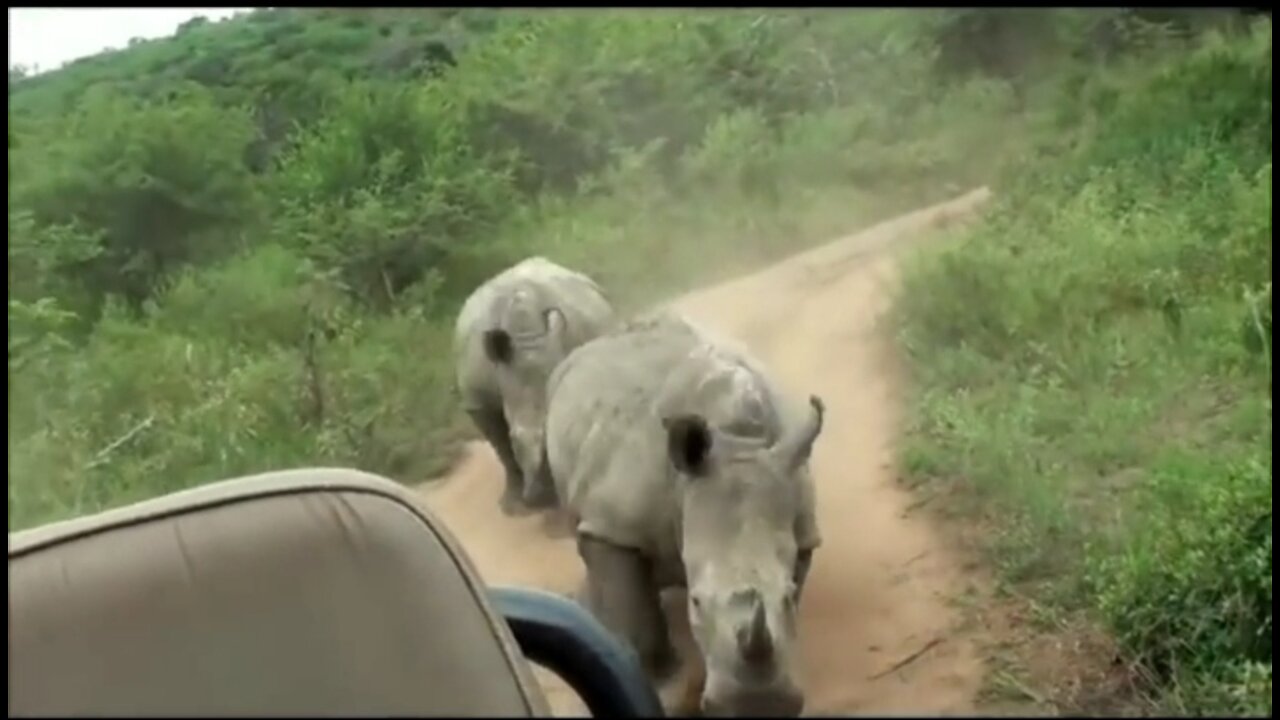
576,535,679,682
465,406,529,516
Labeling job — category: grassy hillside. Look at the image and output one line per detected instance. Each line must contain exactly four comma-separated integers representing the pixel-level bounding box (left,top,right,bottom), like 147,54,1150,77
8,8,1048,528
7,9,1269,712
9,10,487,126
896,22,1272,715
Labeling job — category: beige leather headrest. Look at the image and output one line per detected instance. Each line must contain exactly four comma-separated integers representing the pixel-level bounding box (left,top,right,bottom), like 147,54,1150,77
8,468,552,717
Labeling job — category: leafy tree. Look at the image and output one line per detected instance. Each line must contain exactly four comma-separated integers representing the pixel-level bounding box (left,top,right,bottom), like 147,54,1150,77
10,84,260,308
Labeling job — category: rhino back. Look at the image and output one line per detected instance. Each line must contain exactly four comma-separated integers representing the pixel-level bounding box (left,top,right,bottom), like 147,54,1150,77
545,314,700,549
454,257,614,402
454,257,601,343
545,312,802,554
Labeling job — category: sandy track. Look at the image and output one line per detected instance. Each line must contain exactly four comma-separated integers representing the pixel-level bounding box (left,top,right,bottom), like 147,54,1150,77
420,189,995,716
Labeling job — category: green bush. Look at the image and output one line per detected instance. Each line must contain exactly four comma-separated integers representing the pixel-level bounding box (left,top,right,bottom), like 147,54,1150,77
9,84,261,309
897,20,1272,712
7,208,103,314
11,11,943,533
7,249,461,529
1089,455,1271,680
270,79,517,307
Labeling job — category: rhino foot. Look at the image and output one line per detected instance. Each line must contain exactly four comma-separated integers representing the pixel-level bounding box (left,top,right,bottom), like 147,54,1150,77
522,476,560,511
499,482,537,517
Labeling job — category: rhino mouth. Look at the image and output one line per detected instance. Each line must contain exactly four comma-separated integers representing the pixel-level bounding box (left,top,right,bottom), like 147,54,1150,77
701,679,805,718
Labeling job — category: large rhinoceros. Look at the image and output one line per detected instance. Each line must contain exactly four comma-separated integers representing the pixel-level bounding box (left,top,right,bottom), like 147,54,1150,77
454,257,616,516
543,311,825,717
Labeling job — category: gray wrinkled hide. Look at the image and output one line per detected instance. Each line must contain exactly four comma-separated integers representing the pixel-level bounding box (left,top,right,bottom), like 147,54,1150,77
454,257,615,514
544,311,822,715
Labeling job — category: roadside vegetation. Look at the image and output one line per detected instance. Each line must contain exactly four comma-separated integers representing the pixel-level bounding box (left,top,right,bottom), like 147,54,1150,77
896,18,1272,716
8,8,1269,713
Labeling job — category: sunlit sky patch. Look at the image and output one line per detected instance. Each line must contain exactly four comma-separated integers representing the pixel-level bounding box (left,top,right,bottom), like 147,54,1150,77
9,7,255,74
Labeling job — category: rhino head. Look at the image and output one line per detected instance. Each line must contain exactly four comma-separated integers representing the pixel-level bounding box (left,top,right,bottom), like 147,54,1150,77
663,395,825,717
481,288,570,496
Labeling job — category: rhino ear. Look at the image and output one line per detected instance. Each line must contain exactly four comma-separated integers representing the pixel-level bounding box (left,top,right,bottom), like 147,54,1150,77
482,329,514,365
663,414,713,478
773,395,825,471
544,307,566,334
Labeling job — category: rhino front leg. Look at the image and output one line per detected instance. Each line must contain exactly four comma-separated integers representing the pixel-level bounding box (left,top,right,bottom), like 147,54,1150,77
465,406,529,517
577,535,679,682
522,444,560,511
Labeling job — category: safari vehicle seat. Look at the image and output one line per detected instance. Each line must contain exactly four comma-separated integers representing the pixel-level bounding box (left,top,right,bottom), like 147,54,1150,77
8,468,664,718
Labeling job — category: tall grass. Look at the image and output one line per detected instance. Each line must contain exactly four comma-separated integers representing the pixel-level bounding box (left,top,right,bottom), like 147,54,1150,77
896,23,1272,714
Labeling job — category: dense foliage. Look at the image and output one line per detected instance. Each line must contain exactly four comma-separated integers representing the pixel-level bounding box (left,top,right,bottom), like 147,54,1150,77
897,21,1272,714
7,8,1269,713
9,8,1040,524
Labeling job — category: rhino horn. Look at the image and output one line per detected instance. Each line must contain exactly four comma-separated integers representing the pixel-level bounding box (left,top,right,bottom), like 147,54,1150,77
772,395,825,471
738,594,774,664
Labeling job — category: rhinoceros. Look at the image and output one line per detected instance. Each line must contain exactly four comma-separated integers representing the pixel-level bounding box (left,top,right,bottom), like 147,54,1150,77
454,257,616,516
543,311,824,717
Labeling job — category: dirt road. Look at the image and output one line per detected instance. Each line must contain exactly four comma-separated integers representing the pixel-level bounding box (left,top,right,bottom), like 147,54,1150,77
421,189,996,716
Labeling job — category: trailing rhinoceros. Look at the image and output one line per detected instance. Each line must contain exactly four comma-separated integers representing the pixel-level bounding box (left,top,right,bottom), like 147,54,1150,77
454,257,615,516
543,311,825,717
